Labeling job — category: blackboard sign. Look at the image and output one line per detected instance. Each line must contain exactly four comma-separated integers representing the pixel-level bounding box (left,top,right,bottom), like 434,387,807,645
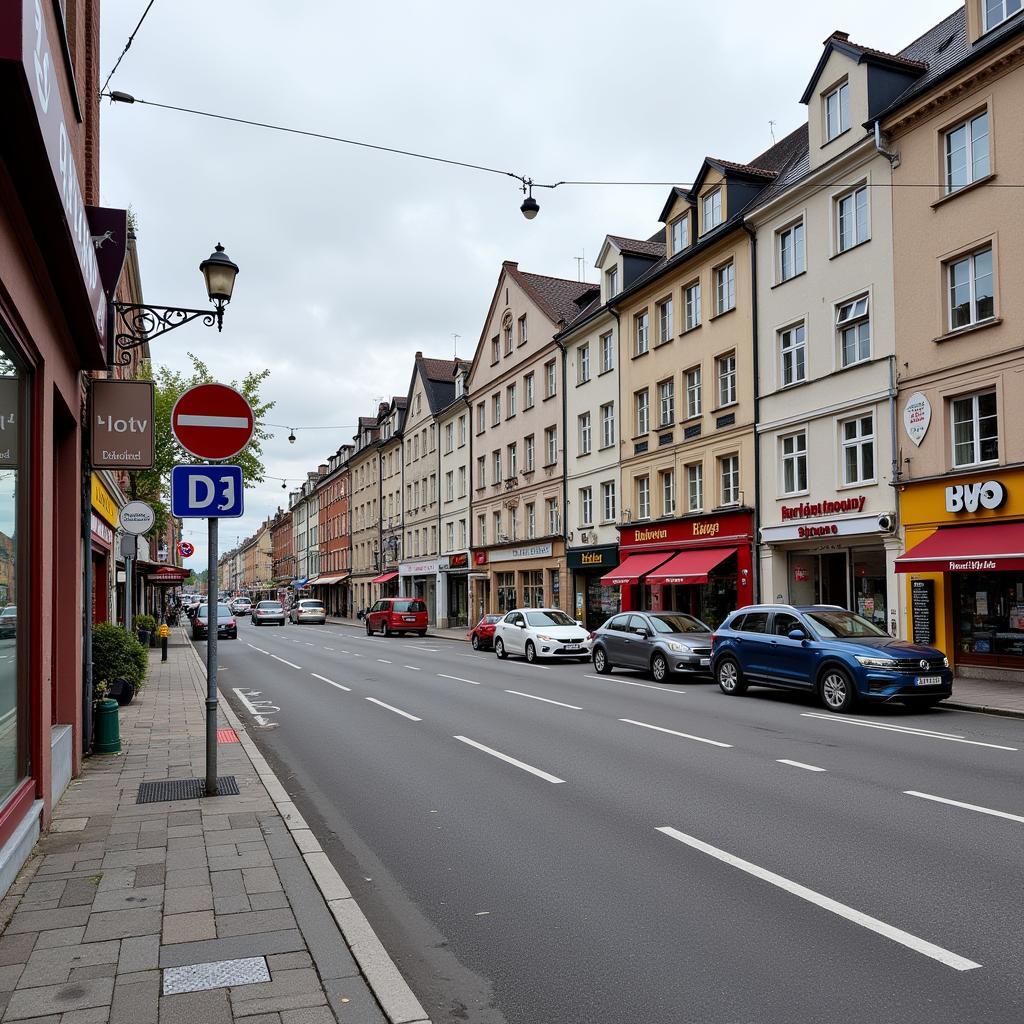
911,579,934,644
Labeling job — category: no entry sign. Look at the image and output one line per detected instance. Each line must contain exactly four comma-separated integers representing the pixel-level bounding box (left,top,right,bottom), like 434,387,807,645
171,383,254,461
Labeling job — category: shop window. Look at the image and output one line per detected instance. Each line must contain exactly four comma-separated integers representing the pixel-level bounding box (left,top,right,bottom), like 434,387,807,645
549,569,561,610
955,570,1024,662
497,572,517,613
951,391,998,468
522,570,543,608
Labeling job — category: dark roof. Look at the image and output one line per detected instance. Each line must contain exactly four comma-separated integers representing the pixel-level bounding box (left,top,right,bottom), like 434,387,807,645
413,355,458,415
506,263,598,326
704,158,778,180
607,235,666,258
800,29,927,104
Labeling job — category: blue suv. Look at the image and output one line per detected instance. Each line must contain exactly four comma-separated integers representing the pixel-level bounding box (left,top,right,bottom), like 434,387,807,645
711,605,952,713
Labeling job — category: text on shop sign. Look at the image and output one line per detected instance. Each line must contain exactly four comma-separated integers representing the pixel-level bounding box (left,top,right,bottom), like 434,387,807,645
781,496,866,521
945,480,1006,513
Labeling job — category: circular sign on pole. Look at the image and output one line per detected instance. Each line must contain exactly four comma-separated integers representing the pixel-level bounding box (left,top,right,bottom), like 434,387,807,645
171,383,255,461
178,540,195,559
119,500,155,535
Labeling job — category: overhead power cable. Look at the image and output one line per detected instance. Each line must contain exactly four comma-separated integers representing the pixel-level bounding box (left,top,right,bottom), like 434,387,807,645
100,1,157,95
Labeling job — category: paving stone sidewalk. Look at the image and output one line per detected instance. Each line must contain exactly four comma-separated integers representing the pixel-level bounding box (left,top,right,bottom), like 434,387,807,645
0,637,415,1024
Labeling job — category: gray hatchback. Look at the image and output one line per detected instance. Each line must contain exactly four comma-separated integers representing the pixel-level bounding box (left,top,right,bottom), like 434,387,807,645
591,611,714,682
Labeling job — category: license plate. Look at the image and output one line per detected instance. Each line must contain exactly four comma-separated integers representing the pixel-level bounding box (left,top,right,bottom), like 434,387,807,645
404,616,415,622
700,658,711,667
563,644,582,651
915,675,942,686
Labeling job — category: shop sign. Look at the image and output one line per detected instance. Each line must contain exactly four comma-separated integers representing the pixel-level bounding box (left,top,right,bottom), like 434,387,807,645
793,565,809,583
90,380,154,468
620,510,751,548
440,553,469,571
945,480,1006,514
473,551,488,566
911,579,934,644
90,475,119,526
399,559,438,577
904,393,931,447
761,513,887,544
489,542,554,563
781,496,866,521
90,514,113,546
567,545,618,570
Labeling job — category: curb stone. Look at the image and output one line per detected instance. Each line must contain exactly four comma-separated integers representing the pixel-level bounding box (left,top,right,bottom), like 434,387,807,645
943,700,1024,720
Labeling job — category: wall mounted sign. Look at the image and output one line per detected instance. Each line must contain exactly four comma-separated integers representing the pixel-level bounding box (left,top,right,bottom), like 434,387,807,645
904,392,931,447
761,513,888,545
945,480,1006,513
620,510,752,549
780,496,866,521
489,542,554,563
90,379,154,468
119,500,155,535
911,579,934,644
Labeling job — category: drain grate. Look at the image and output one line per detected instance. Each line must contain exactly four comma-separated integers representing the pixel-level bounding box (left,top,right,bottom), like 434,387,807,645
162,956,270,995
136,776,240,803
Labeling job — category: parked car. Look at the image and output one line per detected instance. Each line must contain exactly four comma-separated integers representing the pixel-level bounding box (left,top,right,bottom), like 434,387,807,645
0,606,16,640
591,611,713,682
289,599,327,625
711,604,952,712
365,598,428,637
467,613,503,650
230,597,252,616
251,600,285,626
192,602,237,641
493,608,591,664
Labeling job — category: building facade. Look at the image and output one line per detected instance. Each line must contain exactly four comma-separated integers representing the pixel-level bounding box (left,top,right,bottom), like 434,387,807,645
270,507,294,590
349,414,382,613
314,445,352,616
437,362,472,628
376,398,406,600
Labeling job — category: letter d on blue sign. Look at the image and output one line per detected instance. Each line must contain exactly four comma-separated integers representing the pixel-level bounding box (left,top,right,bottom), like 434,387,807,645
171,464,244,519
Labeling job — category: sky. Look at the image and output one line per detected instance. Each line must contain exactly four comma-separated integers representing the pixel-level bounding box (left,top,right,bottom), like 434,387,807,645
99,0,956,573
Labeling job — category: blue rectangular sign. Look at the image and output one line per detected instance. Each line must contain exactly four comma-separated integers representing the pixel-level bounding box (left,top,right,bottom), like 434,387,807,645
171,464,244,519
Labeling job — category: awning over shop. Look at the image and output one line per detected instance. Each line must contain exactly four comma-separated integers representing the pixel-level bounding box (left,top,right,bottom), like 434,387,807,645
292,578,308,589
141,565,191,585
369,570,398,585
895,523,1024,573
600,551,672,587
305,576,321,586
646,547,737,585
313,573,350,586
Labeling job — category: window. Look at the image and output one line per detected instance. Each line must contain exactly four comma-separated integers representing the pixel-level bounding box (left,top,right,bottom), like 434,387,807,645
446,522,455,551
948,247,994,330
952,392,998,467
518,314,528,345
491,393,501,426
507,382,517,417
458,414,467,446
445,471,454,501
477,514,487,546
545,426,558,466
837,295,871,366
490,336,500,363
984,0,1022,31
457,465,466,497
636,476,651,519
526,502,536,538
545,360,557,398
717,353,737,407
635,390,650,436
779,323,807,387
720,454,740,506
702,189,722,232
508,442,518,478
657,298,673,344
686,463,703,512
504,319,514,355
525,434,535,471
578,343,591,384
685,367,702,418
546,498,559,535
778,221,805,281
459,519,467,547
606,265,619,298
836,185,868,252
600,402,615,448
781,432,808,494
522,569,543,608
600,332,614,373
476,455,486,489
714,262,735,315
580,487,593,526
493,450,502,484
635,311,650,355
825,80,849,141
476,402,486,433
657,378,675,427
841,414,875,484
670,215,689,254
444,422,453,453
684,281,701,331
661,470,675,517
945,111,990,194
493,510,502,540
524,373,535,409
578,412,592,455
507,507,517,541
602,481,617,522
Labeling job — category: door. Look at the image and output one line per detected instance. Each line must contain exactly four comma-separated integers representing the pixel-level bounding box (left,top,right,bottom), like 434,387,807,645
732,610,772,678
819,552,849,607
624,614,653,669
767,611,814,687
504,612,526,655
601,614,632,664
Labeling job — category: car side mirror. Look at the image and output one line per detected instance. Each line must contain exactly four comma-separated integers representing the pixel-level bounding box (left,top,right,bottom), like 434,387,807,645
787,628,807,641
518,622,526,629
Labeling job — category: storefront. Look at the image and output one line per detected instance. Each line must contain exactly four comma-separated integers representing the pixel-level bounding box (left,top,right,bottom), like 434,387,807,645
312,573,349,617
438,552,470,629
897,470,1024,677
90,476,119,623
604,511,754,627
399,558,439,623
760,494,900,636
567,544,619,631
472,541,565,618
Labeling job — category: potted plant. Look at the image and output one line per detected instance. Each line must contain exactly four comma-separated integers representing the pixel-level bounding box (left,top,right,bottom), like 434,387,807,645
135,614,156,647
92,622,148,707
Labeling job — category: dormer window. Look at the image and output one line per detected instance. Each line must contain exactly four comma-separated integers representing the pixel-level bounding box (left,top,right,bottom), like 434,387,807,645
670,216,689,255
605,266,619,298
825,80,849,141
702,190,722,233
984,0,1022,31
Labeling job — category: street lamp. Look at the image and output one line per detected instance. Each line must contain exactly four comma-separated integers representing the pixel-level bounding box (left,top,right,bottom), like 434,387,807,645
520,180,539,220
111,243,240,365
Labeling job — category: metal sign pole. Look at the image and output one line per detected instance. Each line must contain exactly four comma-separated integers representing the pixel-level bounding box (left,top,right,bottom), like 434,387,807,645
125,555,133,634
206,516,219,796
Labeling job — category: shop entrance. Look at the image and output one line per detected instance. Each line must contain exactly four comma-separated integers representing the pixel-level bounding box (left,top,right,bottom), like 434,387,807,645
953,570,1024,667
789,551,848,607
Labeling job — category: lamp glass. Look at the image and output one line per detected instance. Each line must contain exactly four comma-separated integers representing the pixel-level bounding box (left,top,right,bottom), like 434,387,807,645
200,245,239,303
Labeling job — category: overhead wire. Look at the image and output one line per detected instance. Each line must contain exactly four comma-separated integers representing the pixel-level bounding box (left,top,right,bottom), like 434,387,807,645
100,1,157,95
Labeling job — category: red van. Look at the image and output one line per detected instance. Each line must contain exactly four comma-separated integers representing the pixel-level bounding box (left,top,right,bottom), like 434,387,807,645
365,598,429,637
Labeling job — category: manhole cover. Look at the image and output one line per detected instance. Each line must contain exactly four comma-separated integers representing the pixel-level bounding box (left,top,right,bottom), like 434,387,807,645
136,776,239,803
162,956,270,995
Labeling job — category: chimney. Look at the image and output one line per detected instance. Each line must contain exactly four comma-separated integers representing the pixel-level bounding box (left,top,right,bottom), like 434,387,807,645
415,351,422,358
318,463,328,476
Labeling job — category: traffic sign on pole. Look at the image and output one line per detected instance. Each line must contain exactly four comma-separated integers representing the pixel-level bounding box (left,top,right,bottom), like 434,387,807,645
178,540,195,558
171,465,244,518
171,383,254,461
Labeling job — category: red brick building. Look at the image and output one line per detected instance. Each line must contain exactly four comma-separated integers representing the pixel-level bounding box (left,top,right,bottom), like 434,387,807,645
270,507,294,598
313,445,352,616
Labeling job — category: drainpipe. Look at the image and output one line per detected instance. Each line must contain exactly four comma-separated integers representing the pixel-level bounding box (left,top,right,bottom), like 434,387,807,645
888,354,900,516
742,224,762,604
81,437,93,755
873,121,900,167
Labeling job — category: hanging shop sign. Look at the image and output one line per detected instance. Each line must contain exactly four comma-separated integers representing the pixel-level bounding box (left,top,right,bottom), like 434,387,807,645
90,475,119,526
945,480,1006,514
90,379,154,468
440,553,469,571
118,500,155,536
904,392,931,447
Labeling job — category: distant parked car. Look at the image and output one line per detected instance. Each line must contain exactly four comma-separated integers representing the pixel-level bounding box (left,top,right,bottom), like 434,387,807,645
591,611,713,682
711,604,952,712
467,613,503,650
251,600,285,626
289,599,327,625
192,603,237,641
230,597,252,616
493,608,591,664
0,606,15,640
365,598,428,637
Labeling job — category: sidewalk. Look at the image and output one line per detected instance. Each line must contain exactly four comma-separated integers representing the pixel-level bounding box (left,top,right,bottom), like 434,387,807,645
326,618,468,644
0,635,431,1024
947,673,1024,718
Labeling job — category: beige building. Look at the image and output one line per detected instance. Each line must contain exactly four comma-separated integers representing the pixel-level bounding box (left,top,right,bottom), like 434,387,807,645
349,413,382,613
466,261,594,618
377,398,406,598
437,362,472,627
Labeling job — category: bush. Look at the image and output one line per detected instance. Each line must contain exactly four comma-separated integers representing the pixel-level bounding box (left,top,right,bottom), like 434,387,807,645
92,623,148,691
135,614,157,633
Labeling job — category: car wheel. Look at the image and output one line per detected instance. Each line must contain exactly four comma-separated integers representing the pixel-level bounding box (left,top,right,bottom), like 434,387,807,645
651,652,669,683
525,641,537,664
593,646,613,674
820,667,857,713
417,631,427,637
495,637,507,659
471,634,480,650
716,657,747,695
365,620,373,635
382,622,390,637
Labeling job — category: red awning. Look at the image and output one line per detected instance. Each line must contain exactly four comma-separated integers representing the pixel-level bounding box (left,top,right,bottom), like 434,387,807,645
369,570,398,585
895,523,1024,573
600,551,672,587
646,547,737,585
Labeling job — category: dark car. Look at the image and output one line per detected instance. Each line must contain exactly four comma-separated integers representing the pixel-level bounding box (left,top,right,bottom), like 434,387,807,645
0,606,16,640
192,602,237,640
591,611,713,682
467,613,503,650
711,604,952,712
251,600,286,626
365,598,428,637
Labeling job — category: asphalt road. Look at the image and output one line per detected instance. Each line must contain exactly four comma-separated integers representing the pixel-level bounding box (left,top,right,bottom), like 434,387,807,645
197,618,1024,1024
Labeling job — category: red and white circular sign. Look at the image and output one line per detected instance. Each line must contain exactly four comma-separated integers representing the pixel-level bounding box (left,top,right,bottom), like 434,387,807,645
178,540,195,559
171,383,254,461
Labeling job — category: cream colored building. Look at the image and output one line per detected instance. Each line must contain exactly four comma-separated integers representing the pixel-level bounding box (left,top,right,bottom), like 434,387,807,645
437,362,472,627
349,413,382,613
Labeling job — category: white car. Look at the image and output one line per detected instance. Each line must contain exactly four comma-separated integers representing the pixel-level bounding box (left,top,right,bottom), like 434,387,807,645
230,597,252,615
493,608,592,664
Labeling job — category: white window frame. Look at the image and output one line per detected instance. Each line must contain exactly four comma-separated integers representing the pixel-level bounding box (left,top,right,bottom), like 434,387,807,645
458,414,467,446
836,184,869,253
605,266,619,299
545,360,557,398
518,314,528,345
840,414,876,485
525,434,535,472
836,295,871,367
719,454,740,506
686,463,703,512
524,373,535,409
684,280,701,331
600,402,615,449
702,189,722,232
578,412,592,456
457,465,466,497
657,297,673,344
476,455,486,489
717,353,737,407
578,343,591,384
779,322,807,387
546,498,559,535
636,476,651,520
504,320,514,355
714,261,735,315
984,0,1022,31
635,311,650,356
951,391,999,468
493,450,502,483
777,220,805,282
444,422,453,454
526,502,536,538
635,390,650,436
507,382,517,417
491,393,501,426
661,469,675,517
947,247,994,331
508,442,518,478
490,336,500,363
580,487,593,527
685,367,701,418
657,378,675,427
600,332,615,373
601,481,616,522
671,215,689,254
944,110,990,194
545,426,558,466
445,471,454,501
825,80,849,141
781,431,808,495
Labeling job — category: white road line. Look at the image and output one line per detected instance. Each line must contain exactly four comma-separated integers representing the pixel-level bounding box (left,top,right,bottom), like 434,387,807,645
585,674,685,694
657,826,981,971
404,666,422,671
311,673,351,693
377,659,392,664
324,647,335,652
904,790,1024,825
365,697,420,721
231,688,273,727
270,655,301,670
777,759,827,772
619,718,731,748
438,673,480,686
800,712,1017,751
454,735,565,784
505,690,582,710
804,712,965,738
459,654,485,660
245,643,269,655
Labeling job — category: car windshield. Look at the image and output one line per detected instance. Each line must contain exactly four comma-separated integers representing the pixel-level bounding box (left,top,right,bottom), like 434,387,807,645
0,607,14,618
257,602,280,609
392,600,426,613
805,609,888,639
199,604,232,618
525,610,575,627
649,614,708,634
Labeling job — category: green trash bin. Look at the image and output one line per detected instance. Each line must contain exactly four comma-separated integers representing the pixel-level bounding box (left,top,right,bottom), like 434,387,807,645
93,697,121,754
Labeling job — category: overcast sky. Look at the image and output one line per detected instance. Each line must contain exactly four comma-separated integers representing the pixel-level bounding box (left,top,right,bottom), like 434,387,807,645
99,0,954,574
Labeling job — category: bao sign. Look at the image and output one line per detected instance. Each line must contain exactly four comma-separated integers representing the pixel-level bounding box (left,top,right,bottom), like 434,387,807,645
172,383,254,461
